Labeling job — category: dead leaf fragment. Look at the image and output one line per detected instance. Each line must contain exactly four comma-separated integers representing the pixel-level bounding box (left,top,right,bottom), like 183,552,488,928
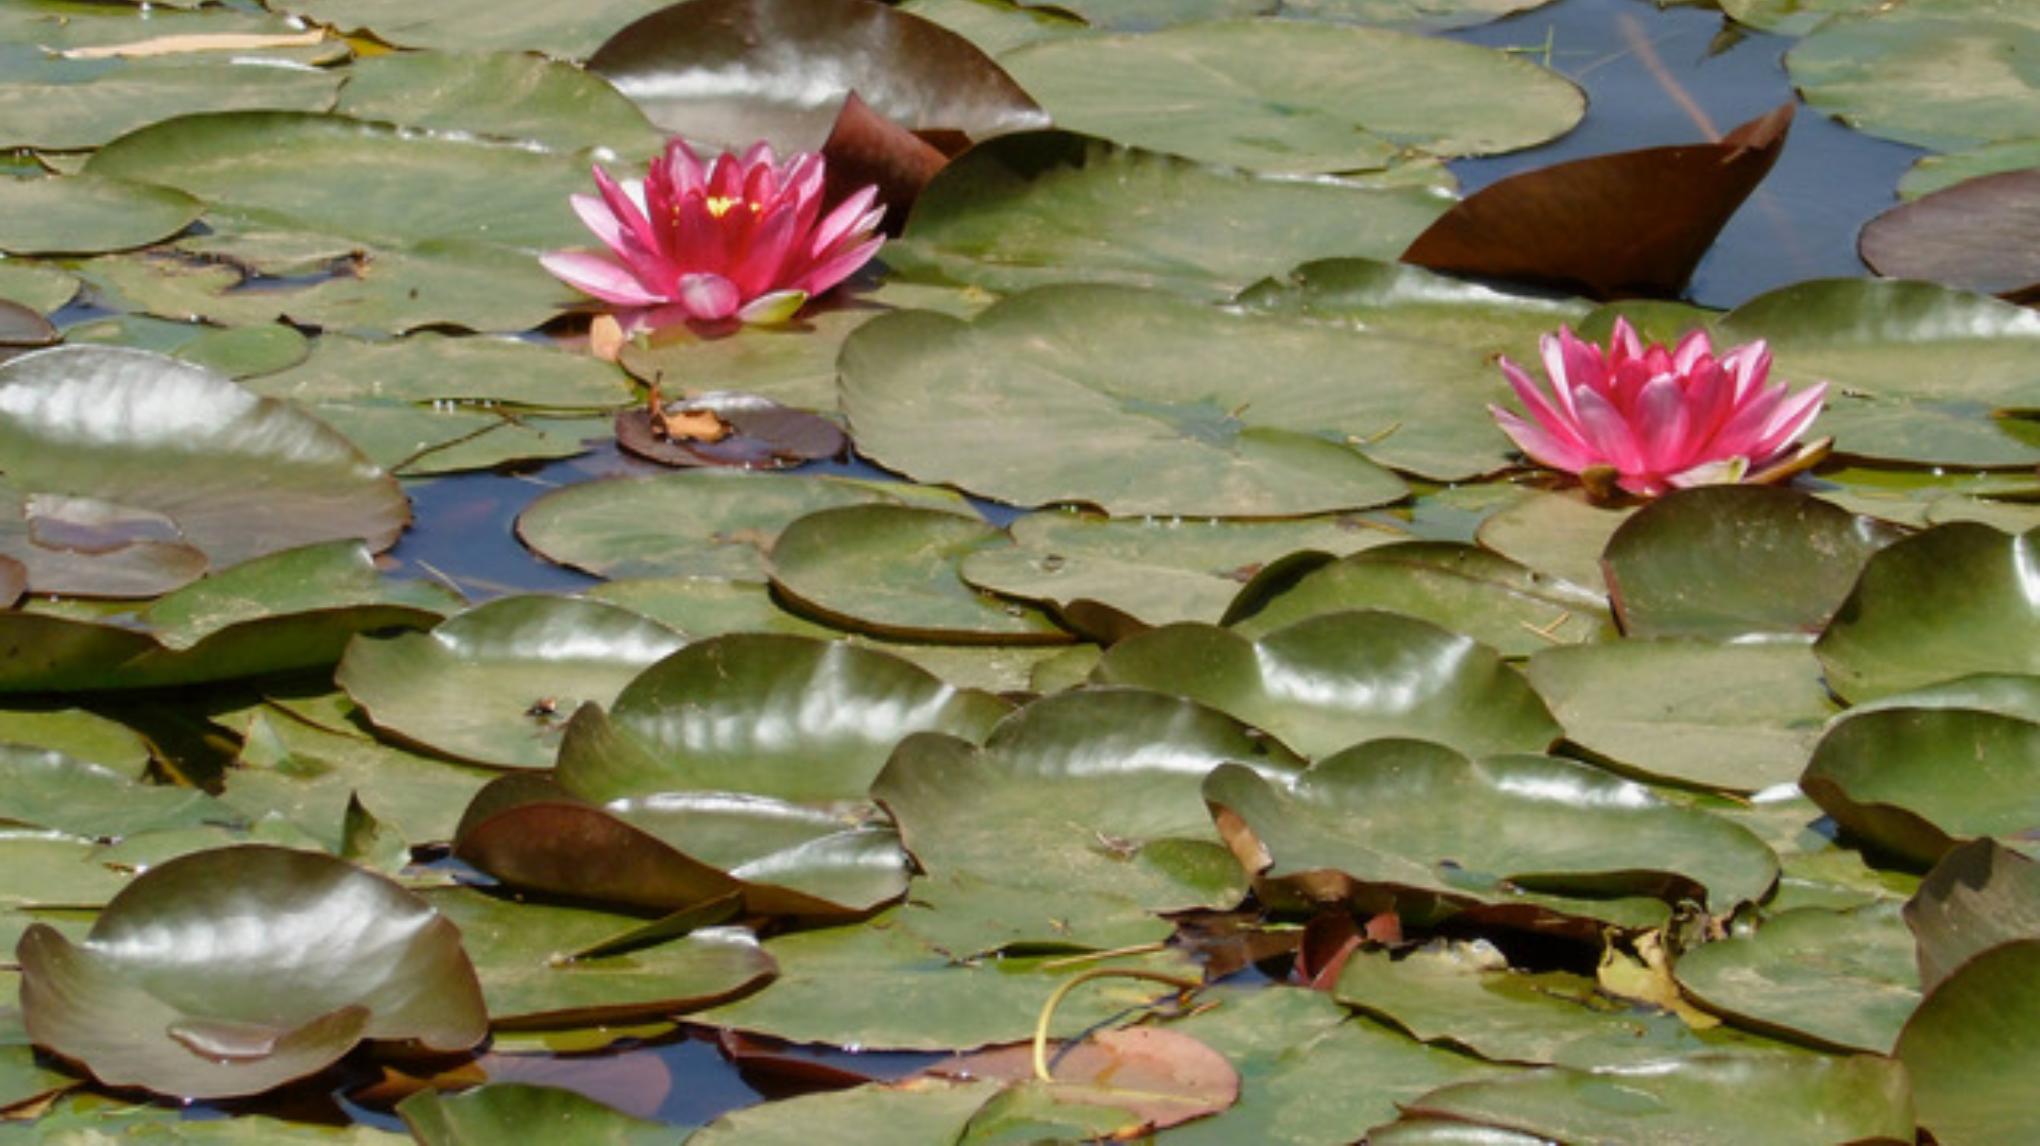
61,31,327,60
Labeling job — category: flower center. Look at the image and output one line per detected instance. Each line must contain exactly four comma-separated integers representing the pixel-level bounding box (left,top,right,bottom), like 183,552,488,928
704,196,759,218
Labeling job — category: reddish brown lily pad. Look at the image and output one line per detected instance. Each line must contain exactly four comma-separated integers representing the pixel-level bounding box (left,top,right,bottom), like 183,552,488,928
587,0,1049,154
1860,168,2040,303
926,1027,1239,1133
615,389,846,469
1402,103,1794,299
0,299,58,362
821,91,953,234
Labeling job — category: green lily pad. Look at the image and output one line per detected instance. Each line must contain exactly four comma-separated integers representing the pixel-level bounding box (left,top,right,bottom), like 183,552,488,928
1394,1053,1915,1146
517,471,943,582
278,0,671,55
1000,20,1582,173
1901,141,2040,199
842,287,1449,513
1719,0,1882,36
1787,0,2040,152
335,50,663,156
1526,640,1839,793
453,772,911,918
687,1078,1001,1145
1204,742,1779,931
886,131,1451,300
337,596,685,770
419,886,774,1028
695,908,1202,1050
568,632,1012,804
0,704,150,778
0,346,409,597
895,872,1172,958
246,333,633,412
1333,943,1732,1066
0,175,200,256
958,509,1407,640
16,845,486,1099
1800,686,2040,869
0,542,458,694
586,0,1048,153
0,259,79,314
1894,938,2040,1146
299,401,590,477
0,835,130,909
1717,279,2040,468
1472,490,1629,594
1158,985,1508,1146
84,240,578,336
399,1083,673,1146
1052,0,1552,32
0,747,232,841
1673,902,1921,1053
86,111,591,254
1223,543,1613,657
227,708,497,851
1814,524,2040,702
0,49,343,152
65,316,311,380
769,505,1072,643
586,577,839,639
898,0,1083,54
1601,486,1904,640
1906,838,2040,993
616,280,993,414
873,688,1305,911
1095,613,1561,759
1716,790,1924,915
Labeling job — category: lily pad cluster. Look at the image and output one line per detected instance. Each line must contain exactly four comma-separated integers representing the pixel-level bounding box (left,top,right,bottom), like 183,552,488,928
3,0,2038,1140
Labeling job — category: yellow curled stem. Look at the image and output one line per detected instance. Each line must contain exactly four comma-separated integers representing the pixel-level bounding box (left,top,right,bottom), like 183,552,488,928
1030,967,1205,1083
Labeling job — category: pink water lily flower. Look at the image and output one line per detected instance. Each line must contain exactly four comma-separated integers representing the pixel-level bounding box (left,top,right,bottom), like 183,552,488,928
1491,318,1828,497
542,139,885,331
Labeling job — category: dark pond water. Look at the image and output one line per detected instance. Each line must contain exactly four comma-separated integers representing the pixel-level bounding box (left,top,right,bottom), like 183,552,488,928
350,0,1926,1129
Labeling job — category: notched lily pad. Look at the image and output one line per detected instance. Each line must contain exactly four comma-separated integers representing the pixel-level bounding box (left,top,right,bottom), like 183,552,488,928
1672,901,1921,1053
336,595,687,770
1603,485,1904,641
1814,523,2040,702
1800,678,2040,868
16,845,486,1099
0,174,203,257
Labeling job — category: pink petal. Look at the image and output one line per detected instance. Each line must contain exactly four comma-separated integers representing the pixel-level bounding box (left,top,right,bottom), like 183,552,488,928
665,139,707,196
1609,316,1643,360
728,200,800,298
1720,340,1772,405
1491,406,1599,473
540,250,666,306
789,234,883,298
675,273,740,320
1710,382,1790,458
1572,384,1647,478
1498,357,1593,456
809,185,881,259
1672,327,1714,374
1747,382,1828,465
671,192,732,280
1630,373,1694,475
591,165,660,257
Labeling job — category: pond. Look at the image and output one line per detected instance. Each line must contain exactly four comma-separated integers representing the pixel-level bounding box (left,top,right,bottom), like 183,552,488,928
1,0,2035,1142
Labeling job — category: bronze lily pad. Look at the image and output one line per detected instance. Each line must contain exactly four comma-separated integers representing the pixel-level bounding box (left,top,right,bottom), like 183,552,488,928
615,389,846,469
